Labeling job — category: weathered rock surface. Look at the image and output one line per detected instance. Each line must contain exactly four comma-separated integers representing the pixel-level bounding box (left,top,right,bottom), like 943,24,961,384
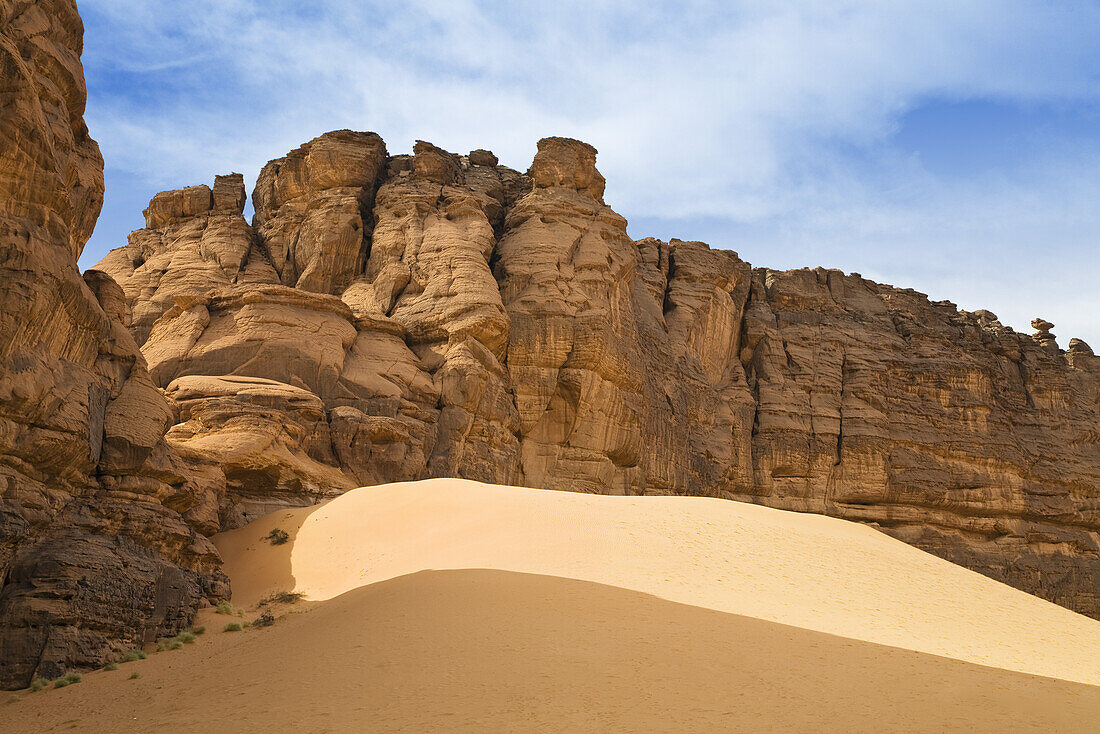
165,375,355,528
93,129,1100,623
496,139,645,493
0,0,227,688
253,130,387,295
735,276,1100,614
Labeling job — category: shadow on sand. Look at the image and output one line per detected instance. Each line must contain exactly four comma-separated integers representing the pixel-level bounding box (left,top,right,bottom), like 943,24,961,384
211,501,323,607
11,568,1096,733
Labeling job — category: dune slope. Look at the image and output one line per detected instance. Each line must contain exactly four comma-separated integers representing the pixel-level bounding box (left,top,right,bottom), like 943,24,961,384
4,478,1099,733
219,478,1100,685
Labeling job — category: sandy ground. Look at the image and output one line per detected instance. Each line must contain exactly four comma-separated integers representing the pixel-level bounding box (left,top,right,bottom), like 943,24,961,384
4,478,1100,732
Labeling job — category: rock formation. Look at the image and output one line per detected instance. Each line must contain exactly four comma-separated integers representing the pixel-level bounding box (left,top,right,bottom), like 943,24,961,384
3,0,1100,690
0,0,226,688
92,127,1100,624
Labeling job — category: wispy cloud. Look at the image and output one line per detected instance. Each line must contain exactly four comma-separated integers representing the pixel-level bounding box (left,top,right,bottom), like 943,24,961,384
79,0,1100,345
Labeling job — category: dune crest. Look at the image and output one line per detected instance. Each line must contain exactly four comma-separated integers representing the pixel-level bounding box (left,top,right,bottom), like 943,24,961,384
216,478,1100,687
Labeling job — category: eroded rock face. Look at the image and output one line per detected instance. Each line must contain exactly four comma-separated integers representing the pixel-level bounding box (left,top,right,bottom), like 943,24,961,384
93,129,1100,622
0,0,226,688
253,130,387,295
496,141,644,493
736,271,1100,614
165,375,355,527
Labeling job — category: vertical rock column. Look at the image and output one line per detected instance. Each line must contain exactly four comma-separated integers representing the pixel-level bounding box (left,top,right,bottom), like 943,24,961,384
252,130,388,294
632,238,757,496
495,138,646,494
93,174,256,343
362,142,523,483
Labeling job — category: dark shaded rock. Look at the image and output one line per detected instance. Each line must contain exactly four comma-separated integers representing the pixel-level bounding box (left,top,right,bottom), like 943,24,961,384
469,149,498,167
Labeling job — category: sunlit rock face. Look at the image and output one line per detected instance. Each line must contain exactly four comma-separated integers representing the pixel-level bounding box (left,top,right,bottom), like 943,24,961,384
3,0,1099,691
98,127,1100,622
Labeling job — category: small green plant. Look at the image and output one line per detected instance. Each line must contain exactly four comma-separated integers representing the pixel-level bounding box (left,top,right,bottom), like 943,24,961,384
259,591,304,607
175,631,196,644
262,528,289,546
29,678,49,692
6,694,18,704
53,673,81,688
120,649,146,662
128,672,140,680
252,611,275,628
215,600,234,615
156,639,184,652
102,662,118,671
189,625,206,635
223,622,243,632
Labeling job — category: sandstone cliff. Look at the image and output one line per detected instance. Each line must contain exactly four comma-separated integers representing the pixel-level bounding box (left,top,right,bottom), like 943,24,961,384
95,130,1100,621
0,0,226,688
3,0,1100,690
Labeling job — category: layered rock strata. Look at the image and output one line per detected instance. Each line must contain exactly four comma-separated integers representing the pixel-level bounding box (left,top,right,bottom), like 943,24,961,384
95,130,1100,622
0,0,226,688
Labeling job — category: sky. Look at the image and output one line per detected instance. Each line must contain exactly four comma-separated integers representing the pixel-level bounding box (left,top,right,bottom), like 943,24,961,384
77,0,1100,348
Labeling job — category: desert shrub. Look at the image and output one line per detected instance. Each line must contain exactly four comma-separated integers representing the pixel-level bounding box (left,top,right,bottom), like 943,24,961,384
53,673,81,688
223,622,243,632
102,662,118,671
121,649,146,662
29,678,49,692
128,672,140,680
215,600,234,615
252,612,275,628
6,694,18,704
262,528,289,546
189,625,206,635
175,631,196,644
259,591,304,607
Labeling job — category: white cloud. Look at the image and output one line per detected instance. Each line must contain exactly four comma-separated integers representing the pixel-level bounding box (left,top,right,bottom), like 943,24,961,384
79,0,1100,345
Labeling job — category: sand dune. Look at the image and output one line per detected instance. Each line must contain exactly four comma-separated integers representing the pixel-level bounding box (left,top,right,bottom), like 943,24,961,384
5,569,1099,733
218,478,1100,685
4,478,1100,732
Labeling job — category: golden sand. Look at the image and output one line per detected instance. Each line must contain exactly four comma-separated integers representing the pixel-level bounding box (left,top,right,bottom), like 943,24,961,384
5,479,1098,732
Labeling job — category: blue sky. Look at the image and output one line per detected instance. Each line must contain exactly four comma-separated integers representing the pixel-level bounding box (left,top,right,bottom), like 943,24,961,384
78,0,1100,347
